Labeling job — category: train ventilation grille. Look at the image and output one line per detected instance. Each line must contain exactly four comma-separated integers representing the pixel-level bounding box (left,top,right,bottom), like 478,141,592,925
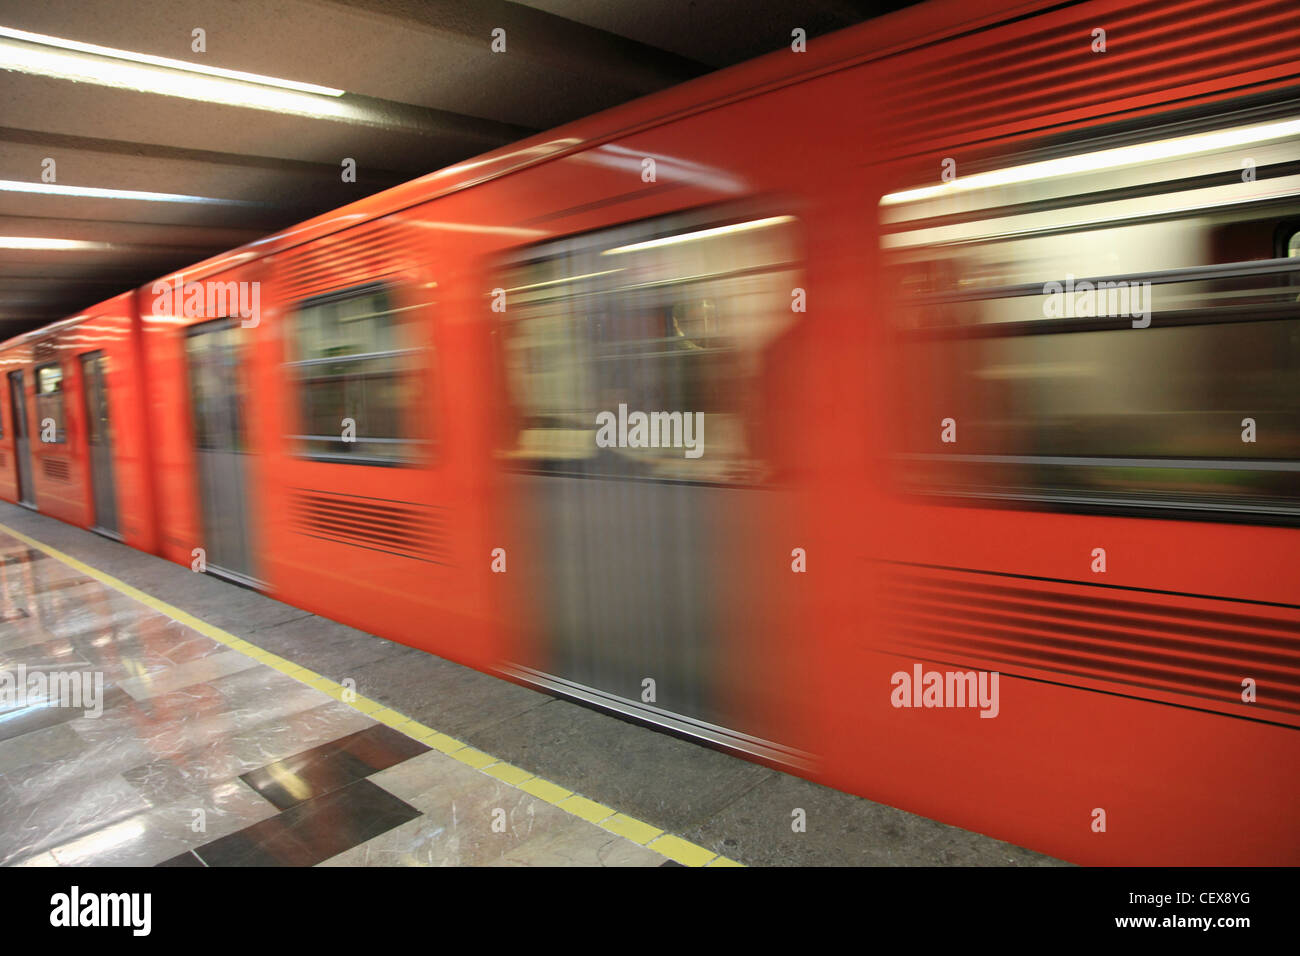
877,0,1300,155
288,489,450,565
876,565,1300,728
42,458,70,482
278,220,422,300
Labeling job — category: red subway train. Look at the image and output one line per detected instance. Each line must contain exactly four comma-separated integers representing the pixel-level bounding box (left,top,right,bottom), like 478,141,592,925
2,0,1298,865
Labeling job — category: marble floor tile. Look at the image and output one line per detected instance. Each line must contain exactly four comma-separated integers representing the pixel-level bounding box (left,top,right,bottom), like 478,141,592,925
0,618,57,652
117,648,260,701
0,721,88,774
358,750,662,866
191,779,420,866
240,724,429,810
2,730,157,811
156,850,205,867
330,753,666,867
0,636,92,672
46,778,279,867
0,687,132,742
207,662,331,719
122,701,378,806
0,773,153,866
11,851,60,867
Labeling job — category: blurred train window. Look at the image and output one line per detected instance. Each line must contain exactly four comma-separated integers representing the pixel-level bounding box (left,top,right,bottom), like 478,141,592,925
882,118,1300,521
286,283,422,464
35,363,65,444
186,321,249,453
1284,226,1300,259
495,211,801,483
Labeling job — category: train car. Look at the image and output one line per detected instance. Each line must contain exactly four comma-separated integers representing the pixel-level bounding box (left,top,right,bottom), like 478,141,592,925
4,0,1298,865
834,0,1300,866
0,292,157,550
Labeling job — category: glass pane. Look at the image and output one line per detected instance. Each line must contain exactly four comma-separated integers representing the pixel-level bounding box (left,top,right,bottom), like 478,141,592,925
498,214,800,483
895,320,1300,513
289,286,419,463
36,364,65,444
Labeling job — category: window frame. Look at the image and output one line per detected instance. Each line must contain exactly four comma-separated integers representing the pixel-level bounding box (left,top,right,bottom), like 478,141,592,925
34,361,67,445
283,281,429,467
882,130,1300,526
493,203,804,486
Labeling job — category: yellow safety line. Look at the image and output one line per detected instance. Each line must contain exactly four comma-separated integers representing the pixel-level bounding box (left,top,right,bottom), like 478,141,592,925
0,519,741,868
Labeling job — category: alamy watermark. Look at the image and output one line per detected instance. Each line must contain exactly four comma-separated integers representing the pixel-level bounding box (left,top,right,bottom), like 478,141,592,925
0,666,104,718
151,277,261,328
891,664,999,718
1043,274,1152,328
595,403,704,459
50,886,150,936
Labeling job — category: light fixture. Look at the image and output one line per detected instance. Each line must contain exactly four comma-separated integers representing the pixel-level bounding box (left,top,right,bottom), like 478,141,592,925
0,179,264,205
880,117,1300,205
0,25,342,94
0,237,112,250
0,25,358,119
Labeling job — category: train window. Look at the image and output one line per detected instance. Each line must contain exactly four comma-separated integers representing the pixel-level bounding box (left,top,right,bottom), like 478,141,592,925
496,210,801,483
881,118,1300,521
35,363,66,444
1282,226,1300,263
285,283,423,464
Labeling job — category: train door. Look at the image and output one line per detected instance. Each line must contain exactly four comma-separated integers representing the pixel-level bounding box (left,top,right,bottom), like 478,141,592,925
7,371,34,508
185,319,257,584
80,351,119,537
496,209,803,754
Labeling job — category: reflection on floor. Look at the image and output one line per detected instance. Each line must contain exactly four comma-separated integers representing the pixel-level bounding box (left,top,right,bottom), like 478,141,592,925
0,531,668,867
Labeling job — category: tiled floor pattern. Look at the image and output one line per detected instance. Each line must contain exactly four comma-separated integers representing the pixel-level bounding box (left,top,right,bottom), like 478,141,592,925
0,526,726,867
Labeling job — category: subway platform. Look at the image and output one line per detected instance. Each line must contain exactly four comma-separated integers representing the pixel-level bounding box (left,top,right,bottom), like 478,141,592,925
0,501,1062,867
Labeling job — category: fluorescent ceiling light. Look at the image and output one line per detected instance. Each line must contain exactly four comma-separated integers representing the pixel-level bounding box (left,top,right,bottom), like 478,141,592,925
0,25,342,95
881,117,1300,205
0,27,359,119
0,179,264,205
602,216,795,255
0,237,112,250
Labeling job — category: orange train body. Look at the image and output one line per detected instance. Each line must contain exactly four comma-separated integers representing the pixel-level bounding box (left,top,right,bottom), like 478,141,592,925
2,0,1297,865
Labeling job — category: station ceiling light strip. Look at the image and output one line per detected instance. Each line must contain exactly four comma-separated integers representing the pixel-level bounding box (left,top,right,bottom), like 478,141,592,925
0,25,342,95
0,236,112,250
0,25,358,119
0,179,265,205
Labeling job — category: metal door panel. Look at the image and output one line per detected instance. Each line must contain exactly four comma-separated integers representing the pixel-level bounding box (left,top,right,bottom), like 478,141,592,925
528,473,717,721
185,321,256,584
8,371,34,507
496,210,801,740
80,352,119,535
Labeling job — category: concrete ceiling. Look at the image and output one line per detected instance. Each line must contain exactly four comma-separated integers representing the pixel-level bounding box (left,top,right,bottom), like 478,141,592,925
0,0,913,339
